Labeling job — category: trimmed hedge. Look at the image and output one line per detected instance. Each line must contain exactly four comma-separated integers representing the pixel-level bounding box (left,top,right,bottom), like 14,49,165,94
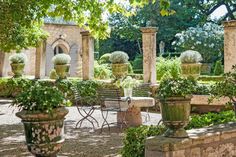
198,75,225,82
122,110,236,157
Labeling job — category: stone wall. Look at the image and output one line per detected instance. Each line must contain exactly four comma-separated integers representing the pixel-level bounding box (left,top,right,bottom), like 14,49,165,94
145,122,236,157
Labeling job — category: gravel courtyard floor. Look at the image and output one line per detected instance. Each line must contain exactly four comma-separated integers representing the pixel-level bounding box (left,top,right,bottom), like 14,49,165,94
0,99,161,157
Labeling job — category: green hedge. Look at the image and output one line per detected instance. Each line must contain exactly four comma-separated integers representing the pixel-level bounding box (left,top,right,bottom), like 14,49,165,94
122,110,236,157
198,75,224,82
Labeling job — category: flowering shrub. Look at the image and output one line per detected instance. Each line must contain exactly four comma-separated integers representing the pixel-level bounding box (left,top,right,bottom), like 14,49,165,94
110,51,129,64
172,23,223,63
180,50,202,63
52,54,71,65
9,53,28,64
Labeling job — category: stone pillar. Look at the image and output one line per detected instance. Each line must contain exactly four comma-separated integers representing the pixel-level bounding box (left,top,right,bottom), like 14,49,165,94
81,31,94,80
35,41,46,79
0,52,5,77
141,27,158,84
224,20,236,73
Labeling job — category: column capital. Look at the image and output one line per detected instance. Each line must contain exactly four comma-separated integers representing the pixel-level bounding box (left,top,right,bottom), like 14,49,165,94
224,20,236,28
80,31,90,36
140,27,158,33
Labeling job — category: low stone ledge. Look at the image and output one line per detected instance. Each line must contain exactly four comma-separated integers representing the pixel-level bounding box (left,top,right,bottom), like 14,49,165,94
145,122,236,157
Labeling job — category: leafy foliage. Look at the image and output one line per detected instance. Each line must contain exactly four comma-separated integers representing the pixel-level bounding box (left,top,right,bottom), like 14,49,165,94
210,66,236,102
110,51,129,64
99,53,111,64
173,23,223,63
157,76,197,100
0,0,172,52
9,53,28,64
52,54,71,65
156,57,181,80
193,83,211,95
121,125,167,157
12,82,71,113
132,54,143,73
180,50,202,63
120,76,140,89
214,60,224,76
94,61,112,80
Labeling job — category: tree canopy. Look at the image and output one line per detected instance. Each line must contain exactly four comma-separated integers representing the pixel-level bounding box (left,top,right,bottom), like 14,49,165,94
0,0,172,52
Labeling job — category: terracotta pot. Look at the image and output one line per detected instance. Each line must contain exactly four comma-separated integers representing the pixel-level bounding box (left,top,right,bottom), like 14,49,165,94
54,64,70,79
160,96,191,138
10,63,25,78
16,107,69,157
181,63,201,79
111,63,128,78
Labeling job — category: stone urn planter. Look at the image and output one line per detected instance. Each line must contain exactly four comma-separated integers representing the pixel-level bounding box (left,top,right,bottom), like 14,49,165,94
16,108,69,157
9,53,27,78
12,83,71,157
157,77,196,138
11,63,25,78
112,63,129,78
110,51,129,79
52,54,71,79
180,50,202,79
160,96,191,138
181,63,202,78
54,64,70,79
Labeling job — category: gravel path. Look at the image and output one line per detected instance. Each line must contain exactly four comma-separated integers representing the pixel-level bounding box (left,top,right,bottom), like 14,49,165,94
0,99,162,157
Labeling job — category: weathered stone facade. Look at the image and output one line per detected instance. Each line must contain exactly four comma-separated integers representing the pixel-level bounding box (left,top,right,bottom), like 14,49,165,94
1,23,84,77
224,20,236,73
145,122,236,157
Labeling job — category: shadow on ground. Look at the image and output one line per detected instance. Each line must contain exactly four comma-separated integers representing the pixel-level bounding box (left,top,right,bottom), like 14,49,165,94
0,121,123,157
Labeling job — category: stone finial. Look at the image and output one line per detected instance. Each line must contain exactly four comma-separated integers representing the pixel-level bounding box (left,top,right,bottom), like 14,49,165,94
140,27,158,33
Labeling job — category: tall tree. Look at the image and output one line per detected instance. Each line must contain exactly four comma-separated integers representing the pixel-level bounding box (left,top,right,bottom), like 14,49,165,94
0,0,172,52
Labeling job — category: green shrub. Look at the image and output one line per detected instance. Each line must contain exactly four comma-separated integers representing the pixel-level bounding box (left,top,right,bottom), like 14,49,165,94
121,125,166,157
132,54,143,74
214,60,224,76
128,62,133,74
99,53,111,64
193,83,211,95
110,51,129,64
94,61,112,79
198,75,224,82
156,57,181,80
122,110,236,157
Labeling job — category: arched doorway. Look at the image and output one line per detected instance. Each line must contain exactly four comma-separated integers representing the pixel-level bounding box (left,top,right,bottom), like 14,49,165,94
53,44,69,55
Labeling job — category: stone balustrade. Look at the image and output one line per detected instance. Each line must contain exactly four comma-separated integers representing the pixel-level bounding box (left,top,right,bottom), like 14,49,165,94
145,122,236,157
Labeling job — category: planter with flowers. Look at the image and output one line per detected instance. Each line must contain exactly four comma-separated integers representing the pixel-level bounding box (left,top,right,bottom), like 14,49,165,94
9,53,28,78
13,83,71,157
52,54,71,79
180,50,202,78
120,76,140,97
110,51,129,78
157,76,196,138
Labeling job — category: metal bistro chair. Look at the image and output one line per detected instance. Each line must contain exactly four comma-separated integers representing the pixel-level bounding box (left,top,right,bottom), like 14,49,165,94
133,83,152,122
97,88,131,133
71,86,99,130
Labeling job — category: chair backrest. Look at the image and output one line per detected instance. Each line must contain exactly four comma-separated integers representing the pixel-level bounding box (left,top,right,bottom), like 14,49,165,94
97,88,121,100
133,83,151,97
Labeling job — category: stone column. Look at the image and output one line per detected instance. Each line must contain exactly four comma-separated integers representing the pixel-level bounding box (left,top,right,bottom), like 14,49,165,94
0,52,5,77
81,31,94,80
35,41,46,79
0,52,10,77
141,27,158,84
224,20,236,73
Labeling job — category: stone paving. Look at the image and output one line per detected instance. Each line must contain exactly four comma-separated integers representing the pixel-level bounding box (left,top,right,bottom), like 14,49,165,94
0,99,162,157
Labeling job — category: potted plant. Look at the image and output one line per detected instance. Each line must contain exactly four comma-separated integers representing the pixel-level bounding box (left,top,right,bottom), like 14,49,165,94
120,76,140,97
180,50,202,78
12,83,71,157
52,54,71,79
9,53,27,78
157,76,196,137
109,51,129,78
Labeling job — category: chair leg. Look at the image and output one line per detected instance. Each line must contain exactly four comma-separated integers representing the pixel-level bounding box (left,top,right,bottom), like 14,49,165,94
101,110,110,133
